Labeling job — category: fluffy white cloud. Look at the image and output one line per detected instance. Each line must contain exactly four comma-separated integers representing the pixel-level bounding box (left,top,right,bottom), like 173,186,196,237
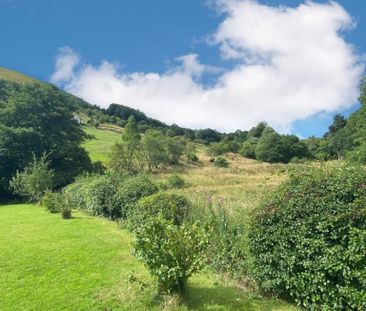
51,47,80,84
52,0,364,133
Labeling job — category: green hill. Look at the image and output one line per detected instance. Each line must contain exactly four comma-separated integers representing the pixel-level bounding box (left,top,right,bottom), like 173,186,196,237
0,67,39,84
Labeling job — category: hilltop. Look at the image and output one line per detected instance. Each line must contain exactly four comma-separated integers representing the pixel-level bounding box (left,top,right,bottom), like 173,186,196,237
0,67,39,84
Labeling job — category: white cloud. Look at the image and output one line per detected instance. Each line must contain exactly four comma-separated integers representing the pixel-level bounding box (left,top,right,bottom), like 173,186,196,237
51,46,80,84
51,1,364,133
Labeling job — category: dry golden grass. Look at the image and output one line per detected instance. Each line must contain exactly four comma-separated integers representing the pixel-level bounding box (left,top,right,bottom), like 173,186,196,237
155,151,291,221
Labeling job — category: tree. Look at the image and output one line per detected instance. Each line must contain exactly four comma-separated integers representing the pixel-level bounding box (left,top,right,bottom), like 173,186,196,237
195,128,222,144
325,114,347,137
141,130,168,170
166,137,185,165
110,116,143,174
255,128,286,163
248,122,267,138
0,82,92,198
10,154,53,201
240,138,258,159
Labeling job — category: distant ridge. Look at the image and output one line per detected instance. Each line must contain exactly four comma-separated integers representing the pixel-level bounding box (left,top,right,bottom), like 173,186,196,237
0,67,39,84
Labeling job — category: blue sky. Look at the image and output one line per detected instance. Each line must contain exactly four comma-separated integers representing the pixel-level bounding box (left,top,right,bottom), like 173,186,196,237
0,0,365,137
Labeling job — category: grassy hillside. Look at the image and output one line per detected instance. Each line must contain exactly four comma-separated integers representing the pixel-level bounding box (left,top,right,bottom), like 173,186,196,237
82,125,289,217
0,67,38,83
0,204,295,310
83,125,122,163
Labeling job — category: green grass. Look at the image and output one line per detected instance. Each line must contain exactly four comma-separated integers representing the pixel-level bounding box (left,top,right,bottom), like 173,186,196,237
83,126,122,163
0,204,296,310
0,67,39,84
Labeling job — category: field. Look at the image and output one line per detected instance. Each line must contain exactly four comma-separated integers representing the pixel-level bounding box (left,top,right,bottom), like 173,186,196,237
83,125,122,162
0,204,295,310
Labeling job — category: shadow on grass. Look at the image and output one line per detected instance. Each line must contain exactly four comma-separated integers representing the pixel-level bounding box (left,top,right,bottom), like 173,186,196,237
183,283,290,311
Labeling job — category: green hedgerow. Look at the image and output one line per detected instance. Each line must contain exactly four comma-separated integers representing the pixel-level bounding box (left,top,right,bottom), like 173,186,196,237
249,164,366,310
114,175,159,219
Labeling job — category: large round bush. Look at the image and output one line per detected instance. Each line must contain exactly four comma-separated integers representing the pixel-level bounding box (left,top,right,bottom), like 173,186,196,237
129,192,190,231
249,164,366,310
115,175,159,219
66,174,125,219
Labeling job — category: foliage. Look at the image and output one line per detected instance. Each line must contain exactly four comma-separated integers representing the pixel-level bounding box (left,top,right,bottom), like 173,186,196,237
214,156,229,168
208,139,240,156
249,164,366,310
166,173,186,189
141,130,169,169
195,128,222,144
41,191,62,213
129,192,190,231
83,174,126,219
0,82,92,198
110,116,143,174
115,175,159,219
205,206,249,279
240,139,258,159
10,154,53,201
184,142,198,163
133,216,209,294
61,203,72,219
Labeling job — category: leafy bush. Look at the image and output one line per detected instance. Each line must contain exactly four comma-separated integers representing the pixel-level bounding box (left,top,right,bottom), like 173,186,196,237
84,174,124,219
41,191,62,213
129,192,190,231
10,154,53,202
65,174,126,219
115,175,159,219
61,201,72,219
166,173,186,189
133,216,209,294
65,180,90,211
214,156,229,168
249,164,366,310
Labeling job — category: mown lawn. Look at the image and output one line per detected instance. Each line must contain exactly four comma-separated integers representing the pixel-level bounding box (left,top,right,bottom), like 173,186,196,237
0,204,296,310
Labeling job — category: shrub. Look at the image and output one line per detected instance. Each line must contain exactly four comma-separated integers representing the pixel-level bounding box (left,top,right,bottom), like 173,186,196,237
115,175,159,219
41,191,62,213
65,180,90,211
166,173,186,189
249,164,366,310
214,156,229,168
133,216,209,294
10,153,53,202
65,174,126,219
61,203,72,219
129,192,190,231
84,175,121,219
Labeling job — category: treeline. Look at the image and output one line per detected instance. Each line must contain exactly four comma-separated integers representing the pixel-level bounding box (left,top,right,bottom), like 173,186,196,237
304,79,366,163
208,122,310,163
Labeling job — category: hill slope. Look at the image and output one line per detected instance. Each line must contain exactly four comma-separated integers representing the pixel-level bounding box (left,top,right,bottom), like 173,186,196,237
0,67,39,84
